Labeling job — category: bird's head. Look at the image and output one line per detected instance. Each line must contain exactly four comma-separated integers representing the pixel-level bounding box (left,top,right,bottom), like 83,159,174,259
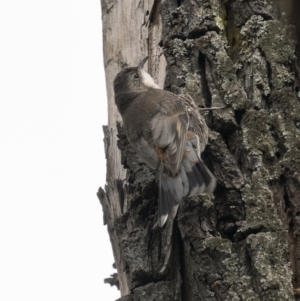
113,56,160,97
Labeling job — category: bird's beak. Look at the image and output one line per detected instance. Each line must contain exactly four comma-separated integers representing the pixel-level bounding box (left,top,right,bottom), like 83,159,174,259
139,56,149,69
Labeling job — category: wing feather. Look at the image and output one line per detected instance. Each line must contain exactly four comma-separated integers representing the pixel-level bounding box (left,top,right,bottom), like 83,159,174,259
151,92,189,176
132,137,160,170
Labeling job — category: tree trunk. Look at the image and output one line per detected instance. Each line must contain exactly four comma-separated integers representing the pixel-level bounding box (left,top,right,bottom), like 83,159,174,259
98,1,300,300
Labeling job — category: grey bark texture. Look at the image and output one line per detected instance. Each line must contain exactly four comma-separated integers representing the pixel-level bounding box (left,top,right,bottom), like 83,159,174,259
98,0,300,300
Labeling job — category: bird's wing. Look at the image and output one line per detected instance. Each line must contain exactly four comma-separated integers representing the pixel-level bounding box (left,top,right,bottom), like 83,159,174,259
132,136,161,170
150,91,189,176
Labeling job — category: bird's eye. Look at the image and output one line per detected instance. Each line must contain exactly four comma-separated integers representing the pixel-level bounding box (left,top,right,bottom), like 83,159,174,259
133,73,139,79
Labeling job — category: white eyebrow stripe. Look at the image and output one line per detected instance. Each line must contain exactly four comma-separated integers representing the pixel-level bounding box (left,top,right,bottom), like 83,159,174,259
141,70,160,89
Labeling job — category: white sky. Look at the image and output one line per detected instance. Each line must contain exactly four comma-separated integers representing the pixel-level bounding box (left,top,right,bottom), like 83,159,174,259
0,1,120,300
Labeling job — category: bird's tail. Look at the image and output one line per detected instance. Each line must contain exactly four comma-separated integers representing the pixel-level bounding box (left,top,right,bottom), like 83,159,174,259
158,141,216,227
158,173,182,227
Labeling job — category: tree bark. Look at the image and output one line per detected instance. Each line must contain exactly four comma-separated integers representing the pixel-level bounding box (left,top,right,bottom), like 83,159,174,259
98,0,300,300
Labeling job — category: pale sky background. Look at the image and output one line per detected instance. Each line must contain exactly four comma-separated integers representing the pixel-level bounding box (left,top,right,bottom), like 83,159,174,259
0,1,120,300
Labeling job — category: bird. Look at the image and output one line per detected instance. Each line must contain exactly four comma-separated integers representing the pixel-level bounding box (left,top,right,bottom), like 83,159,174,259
113,56,216,227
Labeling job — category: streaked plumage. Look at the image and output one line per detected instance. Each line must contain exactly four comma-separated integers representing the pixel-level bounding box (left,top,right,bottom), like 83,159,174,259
113,57,216,227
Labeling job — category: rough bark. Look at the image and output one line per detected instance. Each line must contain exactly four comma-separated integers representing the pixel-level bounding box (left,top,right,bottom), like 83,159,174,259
98,0,300,300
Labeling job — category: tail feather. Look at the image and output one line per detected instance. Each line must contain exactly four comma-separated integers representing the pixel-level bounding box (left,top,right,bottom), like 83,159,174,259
190,161,206,195
194,160,216,193
184,140,216,195
158,174,169,227
157,144,216,227
179,165,189,196
158,174,183,227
